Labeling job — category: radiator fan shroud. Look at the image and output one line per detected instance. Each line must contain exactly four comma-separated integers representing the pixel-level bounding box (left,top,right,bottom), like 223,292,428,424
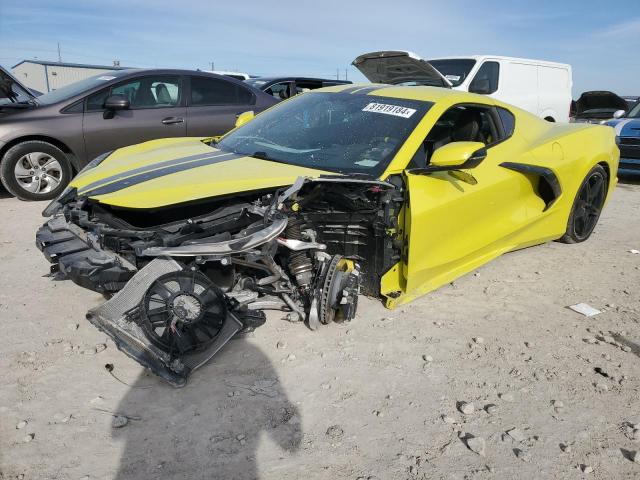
140,270,228,355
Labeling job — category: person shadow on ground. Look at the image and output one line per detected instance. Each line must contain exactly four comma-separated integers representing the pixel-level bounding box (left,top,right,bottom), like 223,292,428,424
112,337,302,480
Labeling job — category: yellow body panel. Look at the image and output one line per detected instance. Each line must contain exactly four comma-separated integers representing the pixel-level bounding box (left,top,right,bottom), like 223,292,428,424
71,84,619,307
70,139,332,209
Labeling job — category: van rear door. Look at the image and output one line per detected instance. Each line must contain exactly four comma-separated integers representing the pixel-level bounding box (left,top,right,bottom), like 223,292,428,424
352,51,452,88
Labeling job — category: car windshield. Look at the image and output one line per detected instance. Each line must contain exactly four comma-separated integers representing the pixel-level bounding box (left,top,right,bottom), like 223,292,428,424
428,59,477,87
627,102,640,118
217,92,432,176
36,73,123,105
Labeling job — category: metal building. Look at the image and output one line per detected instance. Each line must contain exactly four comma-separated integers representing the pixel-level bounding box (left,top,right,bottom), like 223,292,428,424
11,60,128,93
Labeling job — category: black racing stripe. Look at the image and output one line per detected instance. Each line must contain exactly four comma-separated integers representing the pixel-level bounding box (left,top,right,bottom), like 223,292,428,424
351,86,387,95
78,150,230,195
339,86,369,94
339,85,386,95
87,153,244,197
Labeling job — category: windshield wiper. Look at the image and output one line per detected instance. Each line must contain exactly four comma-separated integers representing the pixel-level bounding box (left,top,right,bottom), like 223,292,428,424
249,151,293,166
251,151,270,160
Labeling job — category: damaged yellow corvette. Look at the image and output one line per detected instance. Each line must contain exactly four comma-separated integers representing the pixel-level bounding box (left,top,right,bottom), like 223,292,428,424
37,84,618,386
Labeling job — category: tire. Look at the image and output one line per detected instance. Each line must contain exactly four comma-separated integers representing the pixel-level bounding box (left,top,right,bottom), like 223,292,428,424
0,141,72,201
558,165,607,244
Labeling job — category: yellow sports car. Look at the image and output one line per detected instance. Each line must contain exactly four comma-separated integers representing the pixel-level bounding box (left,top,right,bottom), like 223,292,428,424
37,84,618,386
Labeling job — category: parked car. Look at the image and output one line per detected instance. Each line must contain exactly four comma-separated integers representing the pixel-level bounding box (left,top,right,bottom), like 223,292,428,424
571,91,628,124
605,100,640,176
245,77,351,100
622,96,640,111
0,66,277,201
352,51,573,122
37,83,617,385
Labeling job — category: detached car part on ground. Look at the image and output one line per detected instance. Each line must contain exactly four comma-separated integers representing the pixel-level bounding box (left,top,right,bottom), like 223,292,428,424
37,85,618,386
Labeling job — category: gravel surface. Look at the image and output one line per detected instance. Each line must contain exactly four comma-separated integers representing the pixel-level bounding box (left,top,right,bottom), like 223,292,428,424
1,181,639,480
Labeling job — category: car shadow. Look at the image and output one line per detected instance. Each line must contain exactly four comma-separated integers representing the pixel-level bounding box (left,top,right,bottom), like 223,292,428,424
612,334,640,359
112,337,302,480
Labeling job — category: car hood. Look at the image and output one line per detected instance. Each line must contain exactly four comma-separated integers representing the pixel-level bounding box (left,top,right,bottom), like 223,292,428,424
352,51,452,88
574,91,627,117
0,65,36,101
71,137,335,209
606,118,640,137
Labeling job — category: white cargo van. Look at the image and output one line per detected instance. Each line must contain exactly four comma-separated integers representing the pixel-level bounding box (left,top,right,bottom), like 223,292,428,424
352,51,573,122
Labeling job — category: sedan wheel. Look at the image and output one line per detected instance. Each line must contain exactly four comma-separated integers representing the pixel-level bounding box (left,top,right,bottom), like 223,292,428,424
14,152,63,195
0,141,72,201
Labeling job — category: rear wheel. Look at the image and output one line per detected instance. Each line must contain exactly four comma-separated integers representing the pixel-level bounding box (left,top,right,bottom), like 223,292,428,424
559,165,607,243
0,141,72,201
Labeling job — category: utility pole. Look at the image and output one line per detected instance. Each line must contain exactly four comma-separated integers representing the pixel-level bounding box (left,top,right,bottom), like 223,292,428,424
57,43,62,62
336,68,339,80
210,61,215,71
345,69,348,81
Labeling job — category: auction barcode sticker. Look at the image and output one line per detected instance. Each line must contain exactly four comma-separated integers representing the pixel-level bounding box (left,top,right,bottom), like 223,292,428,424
362,102,416,118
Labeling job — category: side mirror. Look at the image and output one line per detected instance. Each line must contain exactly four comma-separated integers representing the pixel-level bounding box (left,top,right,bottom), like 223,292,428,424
235,110,254,128
469,78,491,94
613,109,626,119
104,94,130,110
429,141,487,170
103,94,129,119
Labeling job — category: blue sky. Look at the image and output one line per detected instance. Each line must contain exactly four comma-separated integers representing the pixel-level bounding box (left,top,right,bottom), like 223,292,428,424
1,0,638,96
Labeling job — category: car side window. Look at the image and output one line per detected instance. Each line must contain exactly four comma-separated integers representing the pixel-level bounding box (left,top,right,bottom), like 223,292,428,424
86,89,110,111
85,76,181,111
190,76,255,106
265,82,293,100
497,107,516,137
469,61,500,94
411,104,502,168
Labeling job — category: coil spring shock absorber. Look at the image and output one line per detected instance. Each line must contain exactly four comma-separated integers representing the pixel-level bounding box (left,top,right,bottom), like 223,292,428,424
286,217,313,286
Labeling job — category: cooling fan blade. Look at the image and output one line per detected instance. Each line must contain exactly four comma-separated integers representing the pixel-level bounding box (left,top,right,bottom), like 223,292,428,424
140,270,228,355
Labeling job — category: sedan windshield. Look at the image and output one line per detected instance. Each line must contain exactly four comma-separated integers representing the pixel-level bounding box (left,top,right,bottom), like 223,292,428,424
627,102,640,119
217,92,432,176
36,73,124,105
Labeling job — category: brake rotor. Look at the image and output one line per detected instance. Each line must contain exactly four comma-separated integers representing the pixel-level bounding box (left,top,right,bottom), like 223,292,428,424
140,270,228,356
319,255,359,324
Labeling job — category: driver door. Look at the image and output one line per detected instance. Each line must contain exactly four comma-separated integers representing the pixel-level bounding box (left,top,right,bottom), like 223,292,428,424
82,75,186,160
402,104,537,297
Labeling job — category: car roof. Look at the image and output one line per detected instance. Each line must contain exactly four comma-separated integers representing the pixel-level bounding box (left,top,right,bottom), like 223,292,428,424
429,55,571,69
114,68,244,77
249,76,351,83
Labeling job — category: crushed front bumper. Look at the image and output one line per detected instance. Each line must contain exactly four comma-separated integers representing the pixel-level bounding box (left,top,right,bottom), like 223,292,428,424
36,216,137,293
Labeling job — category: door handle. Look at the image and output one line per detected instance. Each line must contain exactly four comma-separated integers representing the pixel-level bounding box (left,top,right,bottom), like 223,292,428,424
162,116,184,125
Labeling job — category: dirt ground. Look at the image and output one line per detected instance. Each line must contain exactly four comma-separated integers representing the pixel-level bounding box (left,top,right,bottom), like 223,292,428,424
1,180,639,480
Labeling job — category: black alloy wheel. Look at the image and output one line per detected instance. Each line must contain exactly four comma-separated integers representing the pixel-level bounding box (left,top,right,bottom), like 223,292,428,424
559,165,607,243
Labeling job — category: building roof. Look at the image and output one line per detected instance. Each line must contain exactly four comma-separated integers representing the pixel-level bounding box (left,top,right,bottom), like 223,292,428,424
12,60,130,70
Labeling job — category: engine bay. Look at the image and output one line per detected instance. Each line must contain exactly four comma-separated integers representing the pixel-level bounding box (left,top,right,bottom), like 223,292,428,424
37,176,404,386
